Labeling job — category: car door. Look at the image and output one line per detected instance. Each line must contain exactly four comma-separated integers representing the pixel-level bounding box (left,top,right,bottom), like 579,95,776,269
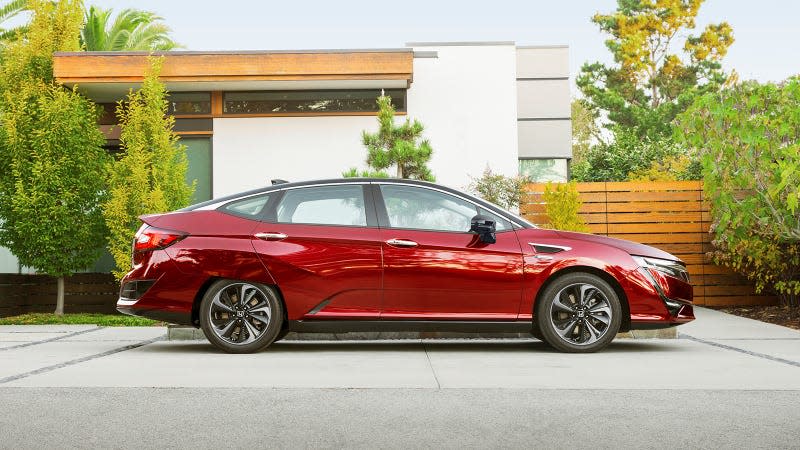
375,183,524,320
249,183,383,320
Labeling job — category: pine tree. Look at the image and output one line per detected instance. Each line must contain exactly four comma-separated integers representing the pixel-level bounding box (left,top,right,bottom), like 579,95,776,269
344,94,434,181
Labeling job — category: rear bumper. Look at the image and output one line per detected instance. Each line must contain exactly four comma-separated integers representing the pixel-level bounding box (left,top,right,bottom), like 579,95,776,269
116,248,207,326
117,303,193,325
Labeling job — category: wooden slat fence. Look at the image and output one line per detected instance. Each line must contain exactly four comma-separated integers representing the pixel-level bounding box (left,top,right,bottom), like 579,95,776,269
522,181,777,306
0,273,118,317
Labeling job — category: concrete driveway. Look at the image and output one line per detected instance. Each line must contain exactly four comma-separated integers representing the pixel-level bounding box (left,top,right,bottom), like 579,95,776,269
1,307,798,448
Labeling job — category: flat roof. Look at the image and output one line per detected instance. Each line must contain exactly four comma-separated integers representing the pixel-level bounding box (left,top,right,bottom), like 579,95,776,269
54,50,414,84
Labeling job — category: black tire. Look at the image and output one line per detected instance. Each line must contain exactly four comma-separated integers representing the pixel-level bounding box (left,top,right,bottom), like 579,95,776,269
274,328,291,342
535,272,621,353
530,322,548,344
199,280,284,354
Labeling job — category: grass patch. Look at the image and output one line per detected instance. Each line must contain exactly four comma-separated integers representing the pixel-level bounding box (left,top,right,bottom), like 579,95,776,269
0,313,161,327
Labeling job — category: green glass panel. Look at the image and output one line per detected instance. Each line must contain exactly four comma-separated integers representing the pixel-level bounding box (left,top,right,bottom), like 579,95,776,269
182,137,213,204
519,159,569,182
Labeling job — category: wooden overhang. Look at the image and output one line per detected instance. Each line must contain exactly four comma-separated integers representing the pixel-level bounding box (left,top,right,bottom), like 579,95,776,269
53,49,414,85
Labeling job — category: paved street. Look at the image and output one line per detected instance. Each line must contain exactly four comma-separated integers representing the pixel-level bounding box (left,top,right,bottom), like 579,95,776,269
1,307,799,448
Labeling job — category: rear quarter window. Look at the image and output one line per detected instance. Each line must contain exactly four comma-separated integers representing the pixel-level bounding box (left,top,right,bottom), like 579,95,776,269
220,194,271,219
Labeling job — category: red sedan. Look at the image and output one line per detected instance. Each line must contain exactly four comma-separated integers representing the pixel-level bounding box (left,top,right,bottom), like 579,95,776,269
118,178,694,353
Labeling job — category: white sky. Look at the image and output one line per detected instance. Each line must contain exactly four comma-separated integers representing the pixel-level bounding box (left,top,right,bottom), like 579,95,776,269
62,0,799,91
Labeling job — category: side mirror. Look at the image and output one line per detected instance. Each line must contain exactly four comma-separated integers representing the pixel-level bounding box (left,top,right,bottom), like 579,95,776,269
470,214,496,244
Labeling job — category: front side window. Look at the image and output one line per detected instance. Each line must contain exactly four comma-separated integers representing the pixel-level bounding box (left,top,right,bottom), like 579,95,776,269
276,185,367,227
379,185,510,232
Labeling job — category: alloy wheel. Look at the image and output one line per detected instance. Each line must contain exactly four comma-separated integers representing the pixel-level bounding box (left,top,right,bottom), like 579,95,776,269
548,282,613,346
207,282,272,345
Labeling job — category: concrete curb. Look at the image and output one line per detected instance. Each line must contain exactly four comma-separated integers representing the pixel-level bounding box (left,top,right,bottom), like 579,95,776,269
167,326,676,341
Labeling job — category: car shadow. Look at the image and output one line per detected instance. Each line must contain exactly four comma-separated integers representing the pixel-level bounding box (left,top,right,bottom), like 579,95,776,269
143,338,686,354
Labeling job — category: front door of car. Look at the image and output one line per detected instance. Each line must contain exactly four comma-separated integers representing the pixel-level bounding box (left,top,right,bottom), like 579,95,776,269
249,184,383,320
375,184,524,320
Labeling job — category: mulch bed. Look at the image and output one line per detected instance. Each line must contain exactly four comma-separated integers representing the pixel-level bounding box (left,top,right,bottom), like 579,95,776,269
710,305,800,331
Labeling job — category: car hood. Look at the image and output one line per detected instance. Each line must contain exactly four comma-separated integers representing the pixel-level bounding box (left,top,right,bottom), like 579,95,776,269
554,230,681,263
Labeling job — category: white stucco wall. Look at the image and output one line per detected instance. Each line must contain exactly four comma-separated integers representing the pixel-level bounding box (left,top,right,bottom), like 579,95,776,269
406,44,519,190
212,116,378,197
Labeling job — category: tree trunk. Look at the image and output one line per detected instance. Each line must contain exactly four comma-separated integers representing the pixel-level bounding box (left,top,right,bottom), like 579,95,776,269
396,164,403,178
54,276,65,315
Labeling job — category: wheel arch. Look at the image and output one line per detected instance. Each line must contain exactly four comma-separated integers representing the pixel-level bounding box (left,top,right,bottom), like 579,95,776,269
191,277,289,331
534,265,631,333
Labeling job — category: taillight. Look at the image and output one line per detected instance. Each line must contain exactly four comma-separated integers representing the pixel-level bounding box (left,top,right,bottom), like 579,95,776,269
133,225,187,253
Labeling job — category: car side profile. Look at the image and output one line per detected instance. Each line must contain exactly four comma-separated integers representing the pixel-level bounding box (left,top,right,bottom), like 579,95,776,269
117,178,694,353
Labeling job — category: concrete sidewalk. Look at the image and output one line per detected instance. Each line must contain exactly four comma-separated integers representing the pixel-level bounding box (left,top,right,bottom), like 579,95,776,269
0,307,797,389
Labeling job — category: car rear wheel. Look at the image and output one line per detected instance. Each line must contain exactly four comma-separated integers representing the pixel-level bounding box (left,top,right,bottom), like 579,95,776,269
536,272,621,353
199,280,284,354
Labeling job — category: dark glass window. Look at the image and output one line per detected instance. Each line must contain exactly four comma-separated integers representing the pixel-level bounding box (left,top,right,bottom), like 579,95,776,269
223,89,406,114
97,103,117,125
276,185,367,226
168,92,211,115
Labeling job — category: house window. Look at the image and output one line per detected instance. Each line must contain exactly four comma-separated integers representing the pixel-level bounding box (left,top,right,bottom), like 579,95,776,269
168,92,211,115
223,89,406,115
519,158,569,182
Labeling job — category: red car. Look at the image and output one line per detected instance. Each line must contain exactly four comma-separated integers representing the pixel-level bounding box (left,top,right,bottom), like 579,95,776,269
118,178,694,353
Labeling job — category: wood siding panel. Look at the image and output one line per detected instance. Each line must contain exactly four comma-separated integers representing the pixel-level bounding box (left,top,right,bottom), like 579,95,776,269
53,51,414,84
522,181,778,306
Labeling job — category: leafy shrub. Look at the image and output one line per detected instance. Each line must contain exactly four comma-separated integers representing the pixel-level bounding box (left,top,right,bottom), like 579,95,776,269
572,126,693,182
542,182,588,232
627,151,702,181
676,78,800,307
103,57,194,280
468,166,525,211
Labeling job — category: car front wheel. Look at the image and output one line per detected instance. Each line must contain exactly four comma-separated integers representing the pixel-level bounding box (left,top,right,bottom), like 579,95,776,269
536,272,621,353
199,280,284,354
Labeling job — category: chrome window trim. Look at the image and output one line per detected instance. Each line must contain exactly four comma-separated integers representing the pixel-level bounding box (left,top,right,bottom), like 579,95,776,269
196,182,368,211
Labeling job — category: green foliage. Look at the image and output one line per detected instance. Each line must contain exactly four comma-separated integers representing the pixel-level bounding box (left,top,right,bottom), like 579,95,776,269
542,182,588,233
81,5,180,51
627,151,702,182
0,0,108,280
578,0,733,139
103,57,194,280
346,94,434,181
0,312,159,326
468,166,525,211
341,167,390,178
676,78,800,307
574,0,732,182
571,98,601,165
572,126,696,182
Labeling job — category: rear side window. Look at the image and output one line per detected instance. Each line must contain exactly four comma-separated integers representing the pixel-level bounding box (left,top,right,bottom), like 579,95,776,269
221,194,270,218
276,185,367,227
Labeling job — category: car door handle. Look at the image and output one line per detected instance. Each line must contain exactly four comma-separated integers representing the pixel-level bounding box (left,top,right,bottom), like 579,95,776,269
254,232,288,241
386,238,418,248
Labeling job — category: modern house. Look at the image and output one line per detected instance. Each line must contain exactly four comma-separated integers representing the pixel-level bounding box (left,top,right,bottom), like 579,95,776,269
0,41,571,273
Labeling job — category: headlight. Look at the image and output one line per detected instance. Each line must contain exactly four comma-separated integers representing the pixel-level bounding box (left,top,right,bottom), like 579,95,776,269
632,255,689,282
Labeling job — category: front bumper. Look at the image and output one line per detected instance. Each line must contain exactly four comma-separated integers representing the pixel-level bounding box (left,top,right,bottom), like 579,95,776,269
624,266,696,330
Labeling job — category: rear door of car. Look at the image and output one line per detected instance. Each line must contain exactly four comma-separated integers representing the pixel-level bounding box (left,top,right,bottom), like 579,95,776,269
374,183,524,320
248,183,383,320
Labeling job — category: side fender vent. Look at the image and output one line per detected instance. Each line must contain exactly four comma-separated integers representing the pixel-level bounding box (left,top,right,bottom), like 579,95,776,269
529,243,571,254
